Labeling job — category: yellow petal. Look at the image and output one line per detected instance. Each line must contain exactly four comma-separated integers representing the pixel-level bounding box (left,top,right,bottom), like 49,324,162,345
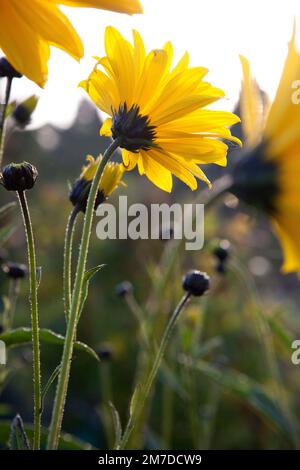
139,151,173,192
100,118,113,136
59,0,143,14
265,23,300,141
239,55,265,148
0,1,50,86
122,149,139,170
16,0,83,61
273,219,300,273
105,26,135,105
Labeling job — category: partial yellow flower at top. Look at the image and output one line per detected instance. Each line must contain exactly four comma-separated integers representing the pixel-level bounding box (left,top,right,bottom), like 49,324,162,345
69,155,125,212
0,0,143,87
80,27,241,193
232,25,300,273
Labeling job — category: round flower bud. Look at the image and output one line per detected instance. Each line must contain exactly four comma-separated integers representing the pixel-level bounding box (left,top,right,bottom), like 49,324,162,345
182,270,210,297
115,281,133,298
0,57,22,79
13,105,31,126
0,162,38,192
213,240,231,275
96,345,113,361
13,95,39,128
2,262,27,280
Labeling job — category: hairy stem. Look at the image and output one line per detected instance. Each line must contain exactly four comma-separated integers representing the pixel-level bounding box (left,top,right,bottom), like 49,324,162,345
47,138,121,450
63,206,79,321
0,77,13,168
17,190,41,450
118,292,191,450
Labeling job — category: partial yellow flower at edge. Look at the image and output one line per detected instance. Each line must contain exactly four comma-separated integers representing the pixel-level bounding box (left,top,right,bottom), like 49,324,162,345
80,26,241,193
0,0,143,87
235,24,300,274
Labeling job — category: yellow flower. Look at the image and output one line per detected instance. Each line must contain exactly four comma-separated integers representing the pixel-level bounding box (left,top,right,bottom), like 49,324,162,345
80,27,241,192
70,154,125,212
0,1,143,87
232,25,300,273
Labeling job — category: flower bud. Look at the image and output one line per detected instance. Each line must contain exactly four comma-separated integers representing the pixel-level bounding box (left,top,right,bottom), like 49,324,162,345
0,57,22,79
182,270,210,297
0,162,38,192
70,155,124,213
213,240,231,274
13,106,29,126
2,262,27,279
96,345,114,361
13,95,39,128
115,281,132,298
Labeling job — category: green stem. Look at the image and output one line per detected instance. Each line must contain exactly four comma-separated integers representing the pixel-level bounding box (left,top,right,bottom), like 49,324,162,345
125,293,150,350
99,362,114,449
161,341,176,449
63,205,79,321
47,138,121,450
17,190,41,450
0,77,12,168
118,292,191,450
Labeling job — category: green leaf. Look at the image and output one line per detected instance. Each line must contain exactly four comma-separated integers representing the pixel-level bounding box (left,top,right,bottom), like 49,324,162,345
4,101,16,118
0,224,16,245
9,415,30,450
109,402,122,449
0,328,99,362
0,420,92,450
19,95,39,115
129,383,141,418
40,365,61,415
77,264,105,324
189,359,295,440
268,317,293,351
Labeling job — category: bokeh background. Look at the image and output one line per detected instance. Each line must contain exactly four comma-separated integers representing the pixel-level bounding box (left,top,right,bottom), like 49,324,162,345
1,0,300,450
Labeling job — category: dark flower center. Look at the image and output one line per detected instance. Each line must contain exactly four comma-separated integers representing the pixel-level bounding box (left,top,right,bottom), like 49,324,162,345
111,103,156,153
231,141,279,214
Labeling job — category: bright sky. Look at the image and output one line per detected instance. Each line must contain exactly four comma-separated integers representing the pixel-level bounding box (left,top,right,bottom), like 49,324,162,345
8,0,300,128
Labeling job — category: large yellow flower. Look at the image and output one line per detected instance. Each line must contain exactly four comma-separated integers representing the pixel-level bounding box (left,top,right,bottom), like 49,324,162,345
0,1,143,87
80,27,241,192
232,26,300,273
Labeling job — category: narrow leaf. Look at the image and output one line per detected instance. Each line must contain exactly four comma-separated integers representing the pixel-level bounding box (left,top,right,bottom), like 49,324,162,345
0,328,99,361
187,358,295,440
0,421,92,450
9,415,30,450
109,402,122,449
40,365,61,415
77,264,105,324
129,384,141,418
